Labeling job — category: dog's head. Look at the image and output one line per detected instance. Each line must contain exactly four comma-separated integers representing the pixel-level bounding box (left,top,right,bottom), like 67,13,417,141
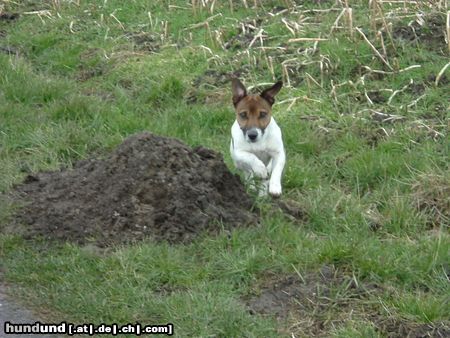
231,78,282,143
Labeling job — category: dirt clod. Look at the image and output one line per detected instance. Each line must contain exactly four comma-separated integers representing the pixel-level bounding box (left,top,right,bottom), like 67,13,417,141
11,133,258,246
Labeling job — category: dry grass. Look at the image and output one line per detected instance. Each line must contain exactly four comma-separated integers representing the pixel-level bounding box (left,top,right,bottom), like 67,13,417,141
412,172,450,228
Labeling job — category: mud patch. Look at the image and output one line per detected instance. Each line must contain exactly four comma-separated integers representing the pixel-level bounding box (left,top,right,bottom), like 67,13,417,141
128,32,160,53
224,19,264,50
276,199,307,222
224,32,255,50
353,90,388,104
193,68,249,88
76,48,107,82
0,45,18,55
10,133,258,247
412,172,449,228
370,316,450,338
392,14,447,53
0,11,19,39
427,73,448,88
247,265,376,318
76,66,104,82
246,265,447,337
186,68,249,104
0,12,19,21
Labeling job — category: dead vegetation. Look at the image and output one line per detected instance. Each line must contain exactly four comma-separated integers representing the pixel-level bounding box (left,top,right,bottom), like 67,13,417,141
5,1,447,129
178,0,448,144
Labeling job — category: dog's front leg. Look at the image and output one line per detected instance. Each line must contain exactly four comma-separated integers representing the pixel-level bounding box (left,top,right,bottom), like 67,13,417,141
232,150,268,179
268,151,285,197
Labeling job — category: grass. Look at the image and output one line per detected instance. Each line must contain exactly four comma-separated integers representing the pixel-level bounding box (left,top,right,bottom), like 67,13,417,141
0,0,449,337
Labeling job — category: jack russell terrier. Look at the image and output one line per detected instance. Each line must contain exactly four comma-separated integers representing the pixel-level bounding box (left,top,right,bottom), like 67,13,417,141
230,78,285,197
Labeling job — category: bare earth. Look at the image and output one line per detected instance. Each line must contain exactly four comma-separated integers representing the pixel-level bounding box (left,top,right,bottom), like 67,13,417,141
11,132,258,247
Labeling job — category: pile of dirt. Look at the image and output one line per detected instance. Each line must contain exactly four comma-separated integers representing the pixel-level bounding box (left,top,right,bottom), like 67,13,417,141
11,133,258,246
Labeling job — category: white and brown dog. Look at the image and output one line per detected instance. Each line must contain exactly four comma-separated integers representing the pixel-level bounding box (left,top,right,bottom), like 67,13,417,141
230,78,285,197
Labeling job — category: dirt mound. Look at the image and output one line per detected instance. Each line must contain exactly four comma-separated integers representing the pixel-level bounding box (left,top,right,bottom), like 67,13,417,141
11,133,257,246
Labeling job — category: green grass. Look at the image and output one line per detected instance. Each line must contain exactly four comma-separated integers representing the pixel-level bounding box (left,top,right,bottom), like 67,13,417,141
0,0,449,337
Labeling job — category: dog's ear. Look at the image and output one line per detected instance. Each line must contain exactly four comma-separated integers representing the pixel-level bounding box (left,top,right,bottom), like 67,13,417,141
260,81,283,106
231,78,247,107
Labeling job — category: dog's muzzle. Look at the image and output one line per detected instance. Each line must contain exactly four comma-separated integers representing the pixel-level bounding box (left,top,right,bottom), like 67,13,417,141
242,127,262,143
247,129,258,142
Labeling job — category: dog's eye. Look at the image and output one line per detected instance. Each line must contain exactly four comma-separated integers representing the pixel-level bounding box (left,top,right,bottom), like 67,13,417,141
259,111,268,118
239,111,248,119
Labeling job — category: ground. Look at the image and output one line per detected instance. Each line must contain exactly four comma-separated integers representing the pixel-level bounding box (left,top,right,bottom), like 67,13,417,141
0,0,449,337
10,132,256,246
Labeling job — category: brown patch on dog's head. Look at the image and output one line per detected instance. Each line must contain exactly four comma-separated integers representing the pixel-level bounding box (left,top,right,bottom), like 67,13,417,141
231,78,282,132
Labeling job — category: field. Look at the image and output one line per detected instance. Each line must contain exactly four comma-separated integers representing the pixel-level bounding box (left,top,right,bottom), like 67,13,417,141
0,0,449,337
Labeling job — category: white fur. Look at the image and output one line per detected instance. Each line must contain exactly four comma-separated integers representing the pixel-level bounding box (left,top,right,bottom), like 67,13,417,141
230,118,285,197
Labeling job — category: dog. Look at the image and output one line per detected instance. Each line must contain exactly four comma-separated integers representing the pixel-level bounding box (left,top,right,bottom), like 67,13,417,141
230,78,285,197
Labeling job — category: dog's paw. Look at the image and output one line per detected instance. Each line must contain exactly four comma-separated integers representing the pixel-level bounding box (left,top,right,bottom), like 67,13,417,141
269,181,282,197
252,163,268,179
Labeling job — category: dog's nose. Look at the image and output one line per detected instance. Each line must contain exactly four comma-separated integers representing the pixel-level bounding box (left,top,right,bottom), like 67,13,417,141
247,130,258,141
